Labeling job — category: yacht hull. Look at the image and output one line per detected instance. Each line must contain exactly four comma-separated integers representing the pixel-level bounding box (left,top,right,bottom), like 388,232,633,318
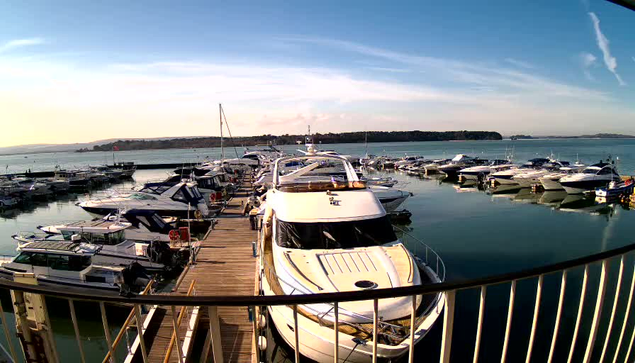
540,177,564,191
80,205,194,218
561,180,612,195
263,274,444,363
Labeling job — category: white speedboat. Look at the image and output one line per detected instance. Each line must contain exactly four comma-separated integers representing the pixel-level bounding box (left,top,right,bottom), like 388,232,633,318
369,185,412,212
539,166,583,191
38,209,176,243
0,241,151,293
559,162,621,194
438,154,482,178
79,181,210,217
459,159,513,181
489,158,551,186
261,153,444,363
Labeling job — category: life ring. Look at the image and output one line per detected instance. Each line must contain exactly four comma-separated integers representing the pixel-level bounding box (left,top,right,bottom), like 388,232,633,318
169,229,180,241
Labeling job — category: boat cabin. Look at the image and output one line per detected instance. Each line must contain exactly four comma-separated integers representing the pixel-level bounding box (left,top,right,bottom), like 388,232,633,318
138,182,204,204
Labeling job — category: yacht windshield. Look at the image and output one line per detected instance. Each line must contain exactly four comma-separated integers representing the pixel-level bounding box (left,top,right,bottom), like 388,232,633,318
276,217,397,249
583,168,600,174
129,193,157,200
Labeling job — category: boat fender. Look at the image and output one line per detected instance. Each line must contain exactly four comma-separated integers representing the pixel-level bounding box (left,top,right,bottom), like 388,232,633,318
257,336,267,351
257,314,267,329
263,207,273,239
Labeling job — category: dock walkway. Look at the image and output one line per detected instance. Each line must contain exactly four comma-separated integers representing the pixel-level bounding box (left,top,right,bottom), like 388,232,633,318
142,181,259,363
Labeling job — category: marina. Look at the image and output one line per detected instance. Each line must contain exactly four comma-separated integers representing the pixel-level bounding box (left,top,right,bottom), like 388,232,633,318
0,137,634,362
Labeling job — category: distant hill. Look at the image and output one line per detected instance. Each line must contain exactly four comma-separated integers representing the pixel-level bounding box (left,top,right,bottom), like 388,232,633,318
87,130,503,152
539,133,635,139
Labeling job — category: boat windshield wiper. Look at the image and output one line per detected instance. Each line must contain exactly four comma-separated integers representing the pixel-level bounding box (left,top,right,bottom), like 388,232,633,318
322,230,340,248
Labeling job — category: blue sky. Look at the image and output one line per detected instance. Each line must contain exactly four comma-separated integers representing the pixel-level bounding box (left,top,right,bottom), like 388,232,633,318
0,0,634,146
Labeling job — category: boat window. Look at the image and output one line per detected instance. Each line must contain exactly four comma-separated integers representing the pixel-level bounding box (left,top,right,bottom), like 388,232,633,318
276,217,397,249
61,230,74,240
598,167,613,175
27,253,48,267
583,168,599,174
13,252,32,264
69,256,91,271
47,255,70,270
81,230,124,245
172,188,188,202
151,214,167,229
129,193,156,200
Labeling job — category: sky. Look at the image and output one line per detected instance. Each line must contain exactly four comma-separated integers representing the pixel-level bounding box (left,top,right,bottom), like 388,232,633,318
0,0,634,147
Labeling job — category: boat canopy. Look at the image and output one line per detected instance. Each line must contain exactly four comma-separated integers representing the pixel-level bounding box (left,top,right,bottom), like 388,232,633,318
122,209,173,234
269,188,385,223
139,182,204,204
275,216,397,249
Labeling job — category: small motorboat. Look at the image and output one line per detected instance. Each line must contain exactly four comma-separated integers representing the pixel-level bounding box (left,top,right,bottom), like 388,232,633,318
0,241,152,294
595,179,635,198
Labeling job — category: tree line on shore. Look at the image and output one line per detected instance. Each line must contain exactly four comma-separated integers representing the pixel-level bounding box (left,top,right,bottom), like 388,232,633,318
82,130,502,152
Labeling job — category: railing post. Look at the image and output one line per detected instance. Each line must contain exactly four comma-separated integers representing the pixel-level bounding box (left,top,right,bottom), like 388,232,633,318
548,269,568,363
208,306,224,363
134,304,148,363
0,294,18,363
100,302,116,363
526,275,544,363
600,255,624,363
473,286,486,363
612,264,635,363
567,264,589,363
333,302,339,363
372,298,379,363
440,290,456,363
293,304,300,363
409,295,416,363
583,259,608,363
501,280,516,363
170,305,185,363
68,299,86,363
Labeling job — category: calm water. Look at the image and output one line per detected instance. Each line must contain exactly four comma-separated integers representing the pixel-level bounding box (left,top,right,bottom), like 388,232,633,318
1,139,634,362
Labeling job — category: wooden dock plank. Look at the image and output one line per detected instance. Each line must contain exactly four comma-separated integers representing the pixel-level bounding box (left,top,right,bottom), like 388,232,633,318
144,181,258,363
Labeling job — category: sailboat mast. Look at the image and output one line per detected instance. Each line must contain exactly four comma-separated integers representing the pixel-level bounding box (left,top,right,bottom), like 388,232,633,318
219,103,224,161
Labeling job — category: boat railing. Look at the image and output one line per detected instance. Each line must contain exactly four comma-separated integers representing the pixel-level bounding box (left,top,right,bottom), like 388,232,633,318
1,242,635,362
261,257,405,336
394,225,446,282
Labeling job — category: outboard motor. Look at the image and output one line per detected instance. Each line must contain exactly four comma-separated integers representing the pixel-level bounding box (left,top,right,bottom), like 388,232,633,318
146,241,173,266
116,262,151,296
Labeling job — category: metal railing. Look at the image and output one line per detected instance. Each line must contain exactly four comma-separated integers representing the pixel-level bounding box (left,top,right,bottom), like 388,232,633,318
0,243,634,362
394,225,446,282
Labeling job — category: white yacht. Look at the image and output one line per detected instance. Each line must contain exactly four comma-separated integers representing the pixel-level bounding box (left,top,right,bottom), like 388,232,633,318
79,181,210,218
37,209,176,243
13,220,179,272
369,185,412,212
437,154,481,178
0,241,151,293
539,166,583,191
559,162,621,194
261,154,445,362
489,158,551,186
459,159,513,181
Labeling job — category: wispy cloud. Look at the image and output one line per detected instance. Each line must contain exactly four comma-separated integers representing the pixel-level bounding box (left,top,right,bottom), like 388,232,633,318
579,52,597,81
366,67,411,73
588,12,625,86
283,36,609,101
504,58,534,69
0,38,46,54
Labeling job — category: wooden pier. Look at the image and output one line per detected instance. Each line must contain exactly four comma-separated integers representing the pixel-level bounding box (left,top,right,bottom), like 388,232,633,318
139,182,259,363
